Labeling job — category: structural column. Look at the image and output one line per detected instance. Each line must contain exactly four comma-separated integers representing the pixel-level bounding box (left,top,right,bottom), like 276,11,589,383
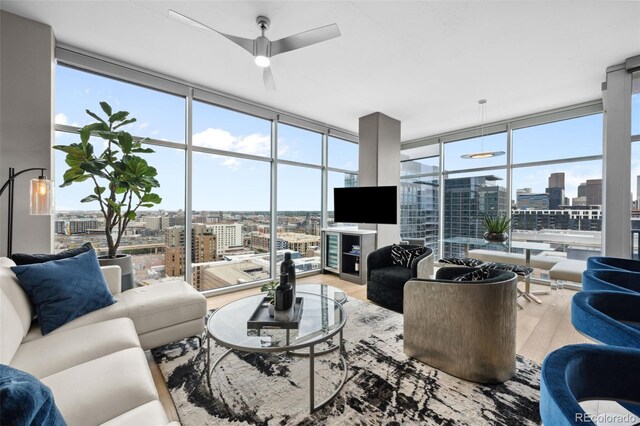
0,12,55,256
358,112,401,248
602,62,634,257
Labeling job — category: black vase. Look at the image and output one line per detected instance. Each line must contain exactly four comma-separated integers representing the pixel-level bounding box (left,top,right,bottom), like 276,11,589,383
484,232,508,243
280,252,296,286
275,274,294,311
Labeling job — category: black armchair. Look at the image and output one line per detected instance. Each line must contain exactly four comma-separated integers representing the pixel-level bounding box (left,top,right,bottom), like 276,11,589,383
366,244,433,313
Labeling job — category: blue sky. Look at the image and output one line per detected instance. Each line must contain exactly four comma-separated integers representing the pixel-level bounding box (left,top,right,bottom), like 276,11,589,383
55,65,357,211
55,65,639,211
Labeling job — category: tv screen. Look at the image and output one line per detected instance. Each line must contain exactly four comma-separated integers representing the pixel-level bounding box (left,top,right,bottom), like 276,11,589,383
334,186,397,224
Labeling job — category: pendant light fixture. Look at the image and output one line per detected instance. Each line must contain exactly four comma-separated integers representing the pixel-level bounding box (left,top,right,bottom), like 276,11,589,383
461,99,505,159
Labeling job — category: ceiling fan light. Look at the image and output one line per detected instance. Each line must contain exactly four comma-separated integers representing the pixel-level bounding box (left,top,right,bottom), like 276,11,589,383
255,55,270,67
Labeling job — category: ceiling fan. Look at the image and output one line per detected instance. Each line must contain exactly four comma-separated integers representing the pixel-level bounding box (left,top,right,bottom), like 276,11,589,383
168,10,341,90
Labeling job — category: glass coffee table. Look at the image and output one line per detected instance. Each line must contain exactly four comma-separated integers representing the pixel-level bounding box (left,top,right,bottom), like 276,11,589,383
206,292,347,413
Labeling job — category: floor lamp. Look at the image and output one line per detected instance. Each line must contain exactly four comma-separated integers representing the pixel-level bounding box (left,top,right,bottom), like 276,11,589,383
0,167,54,256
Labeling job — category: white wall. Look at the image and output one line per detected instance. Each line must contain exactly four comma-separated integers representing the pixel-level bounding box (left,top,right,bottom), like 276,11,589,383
0,11,54,257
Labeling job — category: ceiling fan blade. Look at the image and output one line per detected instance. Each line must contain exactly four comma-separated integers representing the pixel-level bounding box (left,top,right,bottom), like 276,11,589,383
263,67,276,90
168,9,254,55
270,23,340,57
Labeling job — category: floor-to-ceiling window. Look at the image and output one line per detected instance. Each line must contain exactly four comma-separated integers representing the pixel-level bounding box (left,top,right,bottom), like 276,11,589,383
400,144,440,257
400,104,604,269
54,55,357,292
54,65,186,285
443,132,508,257
191,101,272,291
631,71,640,258
277,124,323,273
512,113,603,260
327,136,359,227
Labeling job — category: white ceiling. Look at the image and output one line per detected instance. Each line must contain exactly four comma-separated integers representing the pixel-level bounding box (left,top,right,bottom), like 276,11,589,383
2,1,639,142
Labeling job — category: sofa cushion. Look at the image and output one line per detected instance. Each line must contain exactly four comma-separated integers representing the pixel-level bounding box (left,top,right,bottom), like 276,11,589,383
1,258,36,364
11,318,140,379
11,250,116,335
11,242,93,265
0,364,65,426
370,266,412,290
100,401,171,426
41,347,158,426
120,280,207,335
22,294,127,343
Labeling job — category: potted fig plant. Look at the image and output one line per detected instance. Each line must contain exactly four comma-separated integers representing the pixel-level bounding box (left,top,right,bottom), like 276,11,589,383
54,102,162,290
482,213,512,243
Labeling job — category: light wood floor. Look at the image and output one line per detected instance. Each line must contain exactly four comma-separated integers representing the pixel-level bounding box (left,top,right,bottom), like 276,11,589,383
148,273,590,423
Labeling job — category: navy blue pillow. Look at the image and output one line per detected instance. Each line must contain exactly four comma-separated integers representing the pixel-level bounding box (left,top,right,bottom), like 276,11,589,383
0,364,66,426
11,242,93,265
11,250,116,335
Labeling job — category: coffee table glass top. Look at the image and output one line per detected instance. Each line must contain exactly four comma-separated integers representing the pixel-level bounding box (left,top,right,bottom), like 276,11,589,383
208,293,346,352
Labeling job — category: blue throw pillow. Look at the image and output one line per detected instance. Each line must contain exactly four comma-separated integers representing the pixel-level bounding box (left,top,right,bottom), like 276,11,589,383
11,250,116,335
0,364,66,425
11,242,93,265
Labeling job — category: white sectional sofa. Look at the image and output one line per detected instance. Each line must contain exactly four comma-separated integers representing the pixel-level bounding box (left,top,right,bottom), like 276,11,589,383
1,257,208,425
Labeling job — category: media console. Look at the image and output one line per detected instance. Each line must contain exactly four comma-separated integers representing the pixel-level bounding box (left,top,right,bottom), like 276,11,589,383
321,228,377,285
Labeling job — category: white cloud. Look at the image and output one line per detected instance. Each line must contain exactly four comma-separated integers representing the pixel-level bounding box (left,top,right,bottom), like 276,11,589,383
193,128,271,169
55,113,68,125
139,122,150,129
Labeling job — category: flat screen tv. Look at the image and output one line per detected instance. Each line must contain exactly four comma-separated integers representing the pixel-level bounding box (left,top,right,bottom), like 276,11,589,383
334,186,397,224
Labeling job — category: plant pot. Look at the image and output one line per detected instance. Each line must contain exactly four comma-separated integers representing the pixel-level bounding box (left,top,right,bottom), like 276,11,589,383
483,232,508,243
268,303,275,317
98,254,135,292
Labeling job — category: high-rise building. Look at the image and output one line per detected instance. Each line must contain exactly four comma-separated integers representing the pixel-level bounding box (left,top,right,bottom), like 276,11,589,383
586,179,602,205
164,224,217,290
637,176,640,206
205,223,243,254
546,172,565,209
400,161,439,250
546,187,565,209
443,175,507,256
548,172,565,189
578,183,587,197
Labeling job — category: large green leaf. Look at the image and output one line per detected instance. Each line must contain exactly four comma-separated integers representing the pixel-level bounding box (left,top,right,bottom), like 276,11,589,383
94,186,106,195
80,195,100,203
113,118,136,130
141,193,162,204
117,133,133,154
99,102,112,116
85,109,106,124
125,211,137,221
109,111,129,124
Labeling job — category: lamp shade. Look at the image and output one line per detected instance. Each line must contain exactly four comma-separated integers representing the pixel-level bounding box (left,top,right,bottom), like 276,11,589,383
30,178,54,215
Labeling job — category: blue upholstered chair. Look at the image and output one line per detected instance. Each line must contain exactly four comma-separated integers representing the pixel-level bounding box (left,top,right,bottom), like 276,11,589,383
571,291,640,348
587,256,640,273
582,269,640,294
540,344,640,426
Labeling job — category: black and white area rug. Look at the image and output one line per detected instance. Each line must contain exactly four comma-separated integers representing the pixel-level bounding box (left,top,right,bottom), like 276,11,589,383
152,298,541,425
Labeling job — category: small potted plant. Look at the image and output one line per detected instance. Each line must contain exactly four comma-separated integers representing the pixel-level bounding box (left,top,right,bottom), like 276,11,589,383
260,280,278,317
482,213,512,242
